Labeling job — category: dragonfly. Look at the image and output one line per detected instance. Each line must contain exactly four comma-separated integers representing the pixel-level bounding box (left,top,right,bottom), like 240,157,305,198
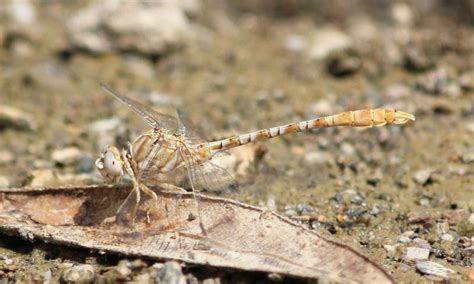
95,84,415,227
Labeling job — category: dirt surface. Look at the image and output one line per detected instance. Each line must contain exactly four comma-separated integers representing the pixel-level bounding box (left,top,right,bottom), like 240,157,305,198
0,1,473,283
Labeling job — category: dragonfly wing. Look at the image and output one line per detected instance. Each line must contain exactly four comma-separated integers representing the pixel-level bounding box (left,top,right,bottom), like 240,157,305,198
179,146,238,194
175,108,207,145
135,140,165,184
100,84,178,131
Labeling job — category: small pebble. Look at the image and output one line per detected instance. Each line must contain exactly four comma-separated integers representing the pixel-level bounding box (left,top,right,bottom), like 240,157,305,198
385,84,411,99
416,261,455,279
295,203,314,214
383,244,396,256
391,2,414,27
51,147,83,166
88,117,123,133
309,100,334,116
284,209,297,218
407,212,432,224
0,151,14,165
62,264,95,282
419,198,430,207
436,222,450,235
4,258,14,265
155,261,185,284
115,260,132,278
466,122,474,133
413,169,432,185
0,176,10,187
326,50,361,77
0,104,37,131
350,195,364,205
283,34,306,53
461,151,474,164
369,206,380,216
309,26,352,60
404,46,432,72
399,230,415,243
441,233,454,242
28,169,56,187
406,247,430,260
367,169,383,186
468,213,474,225
265,197,276,211
412,238,431,250
460,72,474,91
305,151,333,165
67,3,191,55
340,143,355,156
9,0,36,26
39,269,52,283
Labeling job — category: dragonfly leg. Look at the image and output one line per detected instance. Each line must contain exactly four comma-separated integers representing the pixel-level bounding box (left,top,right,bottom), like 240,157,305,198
130,183,141,225
159,182,188,193
119,153,143,225
140,184,158,200
140,184,158,224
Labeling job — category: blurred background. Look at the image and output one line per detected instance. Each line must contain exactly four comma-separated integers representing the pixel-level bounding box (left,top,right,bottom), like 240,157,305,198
0,0,473,282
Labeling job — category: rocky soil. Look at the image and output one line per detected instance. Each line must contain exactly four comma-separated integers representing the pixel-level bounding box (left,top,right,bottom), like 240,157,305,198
0,0,473,283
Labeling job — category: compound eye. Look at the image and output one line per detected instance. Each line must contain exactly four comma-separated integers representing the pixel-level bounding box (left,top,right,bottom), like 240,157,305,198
104,150,122,176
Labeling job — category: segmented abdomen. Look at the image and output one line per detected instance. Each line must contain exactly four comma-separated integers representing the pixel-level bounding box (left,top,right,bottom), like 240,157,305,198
206,108,414,154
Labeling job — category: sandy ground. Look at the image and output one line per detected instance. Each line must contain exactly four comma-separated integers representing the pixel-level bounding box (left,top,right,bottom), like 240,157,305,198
0,1,473,283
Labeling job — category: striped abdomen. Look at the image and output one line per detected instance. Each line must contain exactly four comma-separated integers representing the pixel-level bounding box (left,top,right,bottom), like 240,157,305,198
205,108,414,155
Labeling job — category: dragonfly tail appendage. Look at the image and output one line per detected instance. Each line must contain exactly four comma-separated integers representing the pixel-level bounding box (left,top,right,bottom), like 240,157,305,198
206,108,415,153
314,108,415,128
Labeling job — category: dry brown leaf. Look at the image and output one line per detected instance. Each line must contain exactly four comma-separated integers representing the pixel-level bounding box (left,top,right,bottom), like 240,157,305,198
0,185,394,283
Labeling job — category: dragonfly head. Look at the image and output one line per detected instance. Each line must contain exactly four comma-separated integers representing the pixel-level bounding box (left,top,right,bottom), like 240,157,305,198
95,145,124,183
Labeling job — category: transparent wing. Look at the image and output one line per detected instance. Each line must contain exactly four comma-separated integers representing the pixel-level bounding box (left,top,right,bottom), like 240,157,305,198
179,146,238,194
100,83,178,132
135,141,165,184
175,108,207,145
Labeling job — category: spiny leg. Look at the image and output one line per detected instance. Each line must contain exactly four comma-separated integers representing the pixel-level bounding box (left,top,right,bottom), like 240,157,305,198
140,184,158,223
130,183,141,225
160,182,188,193
120,151,143,225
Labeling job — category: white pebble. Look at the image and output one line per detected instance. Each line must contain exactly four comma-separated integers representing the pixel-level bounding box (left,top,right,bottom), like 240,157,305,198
383,244,396,255
88,117,122,133
399,230,414,243
308,26,352,60
51,147,83,166
406,247,430,260
416,261,455,279
469,213,474,225
441,233,454,242
413,169,432,185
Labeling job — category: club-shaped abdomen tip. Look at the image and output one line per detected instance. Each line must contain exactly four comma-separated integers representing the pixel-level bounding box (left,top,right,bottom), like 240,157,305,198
394,109,416,124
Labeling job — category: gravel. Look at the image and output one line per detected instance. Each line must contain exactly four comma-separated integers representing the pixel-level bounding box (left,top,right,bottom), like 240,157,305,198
415,261,455,279
308,26,352,60
67,1,192,55
405,247,430,260
0,104,37,131
62,264,95,282
51,147,84,166
413,169,432,185
155,261,186,284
